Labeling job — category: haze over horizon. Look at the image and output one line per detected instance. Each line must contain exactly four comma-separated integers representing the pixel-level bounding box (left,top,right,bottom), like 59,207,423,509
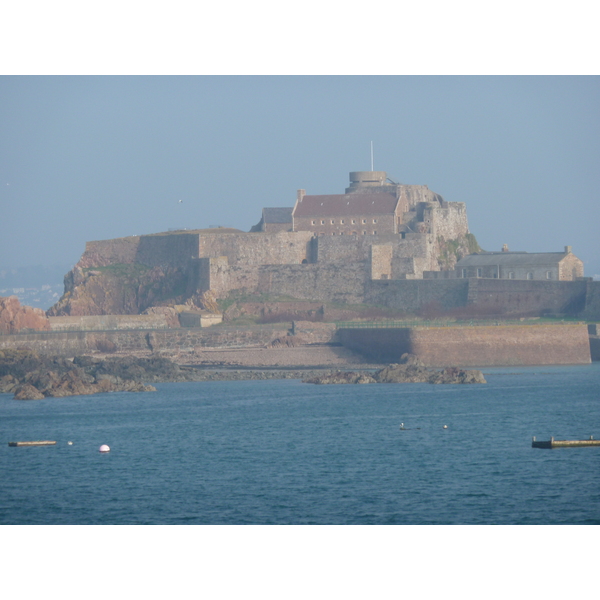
1,76,599,278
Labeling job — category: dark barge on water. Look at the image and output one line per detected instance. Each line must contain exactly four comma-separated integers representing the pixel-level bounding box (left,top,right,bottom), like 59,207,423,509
532,436,600,449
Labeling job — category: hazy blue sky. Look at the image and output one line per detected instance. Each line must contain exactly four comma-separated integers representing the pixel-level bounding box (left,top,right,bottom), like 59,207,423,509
1,76,599,276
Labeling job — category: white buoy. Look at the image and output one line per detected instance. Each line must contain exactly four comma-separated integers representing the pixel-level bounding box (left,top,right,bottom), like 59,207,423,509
443,425,448,429
99,444,110,453
67,441,73,445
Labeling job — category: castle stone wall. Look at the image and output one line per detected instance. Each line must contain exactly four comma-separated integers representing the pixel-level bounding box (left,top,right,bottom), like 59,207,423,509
135,233,200,269
199,232,313,266
371,245,393,280
49,314,171,331
582,281,600,320
365,279,470,311
260,263,369,305
77,237,141,268
337,324,591,367
466,278,588,315
0,325,289,356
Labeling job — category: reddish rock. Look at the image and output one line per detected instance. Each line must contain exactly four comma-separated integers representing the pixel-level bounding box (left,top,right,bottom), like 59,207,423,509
13,383,45,400
0,296,51,334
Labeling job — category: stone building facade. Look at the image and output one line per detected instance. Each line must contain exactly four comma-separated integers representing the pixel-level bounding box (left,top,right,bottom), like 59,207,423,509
452,246,584,281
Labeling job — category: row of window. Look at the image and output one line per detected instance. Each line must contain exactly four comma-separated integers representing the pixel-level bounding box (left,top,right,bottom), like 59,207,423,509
311,219,378,225
462,269,554,280
317,231,377,236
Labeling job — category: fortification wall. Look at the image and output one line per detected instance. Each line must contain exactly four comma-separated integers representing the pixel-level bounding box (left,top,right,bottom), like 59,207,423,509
48,314,171,331
135,233,200,268
0,325,289,356
428,203,469,240
582,281,600,320
466,278,588,315
259,263,369,305
77,237,141,268
337,324,591,367
199,232,313,266
365,279,470,311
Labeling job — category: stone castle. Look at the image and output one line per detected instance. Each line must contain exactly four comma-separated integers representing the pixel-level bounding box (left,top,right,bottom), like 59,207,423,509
47,170,596,320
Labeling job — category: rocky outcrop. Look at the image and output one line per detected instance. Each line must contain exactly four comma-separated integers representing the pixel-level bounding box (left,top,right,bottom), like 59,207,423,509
0,349,169,400
0,296,51,334
47,264,189,317
303,355,486,385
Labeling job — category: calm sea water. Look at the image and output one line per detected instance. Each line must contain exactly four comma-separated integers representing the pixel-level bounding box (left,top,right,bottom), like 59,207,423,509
1,364,599,525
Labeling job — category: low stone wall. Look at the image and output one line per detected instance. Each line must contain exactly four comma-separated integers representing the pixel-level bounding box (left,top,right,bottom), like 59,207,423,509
2,322,594,366
337,323,592,367
49,314,171,331
0,325,290,356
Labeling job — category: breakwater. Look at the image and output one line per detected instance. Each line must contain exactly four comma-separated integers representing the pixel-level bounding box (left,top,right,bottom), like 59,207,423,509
336,323,592,367
0,325,289,356
0,322,594,367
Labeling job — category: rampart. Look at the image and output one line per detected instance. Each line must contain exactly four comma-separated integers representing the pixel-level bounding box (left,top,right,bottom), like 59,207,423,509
1,322,596,367
48,314,171,331
337,323,592,367
465,278,588,315
77,236,141,268
0,325,289,356
136,233,200,268
199,231,314,266
365,279,470,312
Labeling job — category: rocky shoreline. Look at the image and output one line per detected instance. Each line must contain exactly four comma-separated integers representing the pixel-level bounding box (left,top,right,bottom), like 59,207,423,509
0,349,485,401
303,364,486,385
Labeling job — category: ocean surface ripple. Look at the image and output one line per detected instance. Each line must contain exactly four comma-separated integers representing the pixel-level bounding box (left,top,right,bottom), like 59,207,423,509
1,364,599,525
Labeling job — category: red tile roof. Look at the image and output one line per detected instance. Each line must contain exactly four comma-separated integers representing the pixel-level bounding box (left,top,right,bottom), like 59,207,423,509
293,193,399,218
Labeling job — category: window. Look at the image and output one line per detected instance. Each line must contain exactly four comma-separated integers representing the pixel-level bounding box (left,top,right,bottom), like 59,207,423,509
462,268,467,278
477,268,482,278
331,219,335,224
527,272,533,280
362,219,366,224
546,271,552,279
321,220,325,225
311,220,316,225
351,219,356,224
508,272,515,279
341,220,344,224
362,231,367,235
373,231,377,235
373,219,377,223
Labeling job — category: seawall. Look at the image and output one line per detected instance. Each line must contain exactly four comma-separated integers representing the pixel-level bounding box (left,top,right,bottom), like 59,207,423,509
0,323,594,367
337,323,592,367
0,325,289,357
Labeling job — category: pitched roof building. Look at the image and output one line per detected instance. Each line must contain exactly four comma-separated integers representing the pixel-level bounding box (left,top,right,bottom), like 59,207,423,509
291,171,446,237
455,246,584,281
250,207,293,233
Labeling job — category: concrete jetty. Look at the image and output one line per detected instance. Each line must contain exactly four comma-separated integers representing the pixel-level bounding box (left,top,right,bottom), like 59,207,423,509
531,436,600,449
8,441,57,447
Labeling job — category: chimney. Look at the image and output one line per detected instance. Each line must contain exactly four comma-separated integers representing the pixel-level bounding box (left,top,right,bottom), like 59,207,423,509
297,189,305,203
564,245,572,254
502,244,509,252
